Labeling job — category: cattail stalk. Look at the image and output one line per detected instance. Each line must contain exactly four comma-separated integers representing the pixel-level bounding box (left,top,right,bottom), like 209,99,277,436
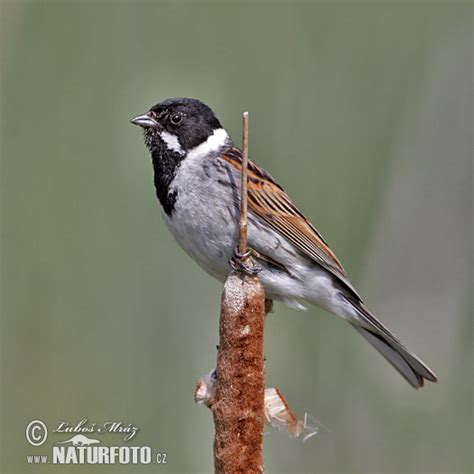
212,112,266,473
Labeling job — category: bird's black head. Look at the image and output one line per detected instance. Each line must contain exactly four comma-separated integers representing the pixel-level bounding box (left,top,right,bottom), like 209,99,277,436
131,98,230,215
131,97,224,156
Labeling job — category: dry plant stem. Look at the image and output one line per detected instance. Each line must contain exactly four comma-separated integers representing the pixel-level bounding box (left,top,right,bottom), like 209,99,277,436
212,271,266,473
239,111,249,255
212,111,265,473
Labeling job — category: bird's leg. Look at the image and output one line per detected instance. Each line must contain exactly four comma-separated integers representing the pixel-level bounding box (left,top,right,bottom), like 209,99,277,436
230,247,261,275
265,299,273,317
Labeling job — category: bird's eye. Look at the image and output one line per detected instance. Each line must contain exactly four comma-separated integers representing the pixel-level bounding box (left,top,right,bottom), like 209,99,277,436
170,113,183,126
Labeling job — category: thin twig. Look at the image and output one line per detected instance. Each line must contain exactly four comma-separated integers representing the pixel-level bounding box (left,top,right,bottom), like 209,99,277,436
239,111,249,255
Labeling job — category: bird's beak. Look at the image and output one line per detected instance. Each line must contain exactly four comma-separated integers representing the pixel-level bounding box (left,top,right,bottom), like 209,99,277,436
130,112,160,129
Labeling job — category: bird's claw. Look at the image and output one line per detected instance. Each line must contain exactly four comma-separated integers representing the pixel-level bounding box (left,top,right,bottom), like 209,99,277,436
230,247,261,275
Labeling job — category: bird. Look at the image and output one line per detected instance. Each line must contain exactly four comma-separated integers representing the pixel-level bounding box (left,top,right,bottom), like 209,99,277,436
131,97,437,389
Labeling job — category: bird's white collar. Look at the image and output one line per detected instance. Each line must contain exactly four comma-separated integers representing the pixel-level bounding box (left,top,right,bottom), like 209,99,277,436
187,128,229,160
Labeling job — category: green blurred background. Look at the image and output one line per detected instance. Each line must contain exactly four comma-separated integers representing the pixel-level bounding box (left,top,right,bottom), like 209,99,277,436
1,1,472,473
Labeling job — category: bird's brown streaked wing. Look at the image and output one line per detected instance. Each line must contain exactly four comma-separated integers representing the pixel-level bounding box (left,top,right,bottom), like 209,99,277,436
219,147,361,300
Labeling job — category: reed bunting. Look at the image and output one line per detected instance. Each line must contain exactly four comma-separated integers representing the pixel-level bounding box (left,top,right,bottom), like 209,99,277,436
131,97,437,388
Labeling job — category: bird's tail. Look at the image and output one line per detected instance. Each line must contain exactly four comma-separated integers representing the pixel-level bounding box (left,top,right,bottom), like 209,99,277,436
347,302,437,388
352,324,437,388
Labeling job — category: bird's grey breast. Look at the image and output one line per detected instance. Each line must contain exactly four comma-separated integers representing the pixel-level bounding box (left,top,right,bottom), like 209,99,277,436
162,153,240,279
